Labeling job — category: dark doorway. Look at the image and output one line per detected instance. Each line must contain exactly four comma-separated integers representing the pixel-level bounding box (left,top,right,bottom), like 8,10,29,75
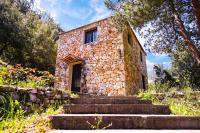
71,64,82,92
142,75,146,90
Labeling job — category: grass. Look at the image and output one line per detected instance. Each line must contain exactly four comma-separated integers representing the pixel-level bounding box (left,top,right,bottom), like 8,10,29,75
137,84,200,116
0,95,64,133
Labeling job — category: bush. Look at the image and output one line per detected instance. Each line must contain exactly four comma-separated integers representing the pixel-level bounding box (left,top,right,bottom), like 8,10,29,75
0,64,57,88
137,84,200,116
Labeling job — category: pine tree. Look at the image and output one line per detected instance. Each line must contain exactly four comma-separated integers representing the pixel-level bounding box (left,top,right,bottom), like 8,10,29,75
105,0,200,64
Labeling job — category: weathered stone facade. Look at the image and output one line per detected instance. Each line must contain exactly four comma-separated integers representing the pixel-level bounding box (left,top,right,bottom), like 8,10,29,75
55,17,147,96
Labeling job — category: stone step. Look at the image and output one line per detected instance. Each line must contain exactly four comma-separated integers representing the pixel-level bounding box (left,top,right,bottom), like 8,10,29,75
78,95,139,99
49,114,200,130
70,98,152,104
64,104,170,114
76,93,138,98
48,130,200,133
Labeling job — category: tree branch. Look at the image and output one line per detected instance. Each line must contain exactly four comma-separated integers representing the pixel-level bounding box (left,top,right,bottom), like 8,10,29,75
192,0,200,35
169,0,200,64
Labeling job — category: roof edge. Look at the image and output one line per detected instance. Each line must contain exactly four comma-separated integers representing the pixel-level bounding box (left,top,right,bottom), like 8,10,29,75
59,16,112,35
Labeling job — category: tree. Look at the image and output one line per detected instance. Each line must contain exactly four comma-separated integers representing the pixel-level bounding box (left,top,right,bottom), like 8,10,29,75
171,44,200,89
153,64,177,88
105,0,200,64
0,0,61,73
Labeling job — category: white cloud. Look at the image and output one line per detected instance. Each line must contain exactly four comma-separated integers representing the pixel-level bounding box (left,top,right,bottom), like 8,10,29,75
46,0,58,7
33,0,111,29
33,0,73,21
89,0,111,22
146,60,156,83
33,0,45,12
63,7,93,20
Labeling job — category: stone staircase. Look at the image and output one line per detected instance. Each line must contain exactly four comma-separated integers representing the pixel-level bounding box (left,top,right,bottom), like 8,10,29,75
49,95,200,130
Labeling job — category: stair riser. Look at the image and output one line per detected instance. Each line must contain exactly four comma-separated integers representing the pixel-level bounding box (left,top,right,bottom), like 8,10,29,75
71,98,152,104
50,115,200,130
64,104,170,114
79,96,138,99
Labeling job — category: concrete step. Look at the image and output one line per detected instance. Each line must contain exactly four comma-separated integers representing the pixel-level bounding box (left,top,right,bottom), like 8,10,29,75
70,98,152,104
64,104,170,114
49,114,200,130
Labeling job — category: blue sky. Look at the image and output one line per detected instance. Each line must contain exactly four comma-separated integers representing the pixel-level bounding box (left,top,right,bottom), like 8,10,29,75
34,0,171,82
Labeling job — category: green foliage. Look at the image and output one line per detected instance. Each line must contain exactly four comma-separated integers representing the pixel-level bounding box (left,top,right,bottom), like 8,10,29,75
0,0,61,73
0,95,64,133
86,116,112,130
0,64,57,88
171,45,200,90
138,84,200,116
137,85,155,100
154,64,179,88
24,104,63,133
169,99,200,116
0,94,24,120
0,94,25,132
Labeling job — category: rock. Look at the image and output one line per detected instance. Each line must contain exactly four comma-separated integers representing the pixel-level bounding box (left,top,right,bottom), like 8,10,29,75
0,85,16,92
29,89,37,94
62,92,69,99
46,91,55,97
55,94,61,99
50,100,54,104
38,90,44,95
29,94,37,103
0,85,70,114
11,93,20,100
44,98,49,104
36,98,40,104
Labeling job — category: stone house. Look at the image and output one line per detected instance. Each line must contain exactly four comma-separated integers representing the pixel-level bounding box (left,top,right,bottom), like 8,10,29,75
55,17,148,96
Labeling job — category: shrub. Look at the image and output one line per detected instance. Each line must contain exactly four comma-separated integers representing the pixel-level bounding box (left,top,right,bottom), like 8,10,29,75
137,84,200,116
0,95,64,133
0,64,57,88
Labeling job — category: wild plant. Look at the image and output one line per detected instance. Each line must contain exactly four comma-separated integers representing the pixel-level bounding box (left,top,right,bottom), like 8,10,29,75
86,116,112,130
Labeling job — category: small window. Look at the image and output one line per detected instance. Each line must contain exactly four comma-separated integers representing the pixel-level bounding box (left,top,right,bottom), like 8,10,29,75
140,51,143,62
85,28,97,44
128,33,132,46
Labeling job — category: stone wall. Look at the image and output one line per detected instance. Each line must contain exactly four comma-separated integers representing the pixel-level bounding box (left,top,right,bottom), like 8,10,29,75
0,85,69,114
55,18,126,96
123,26,148,95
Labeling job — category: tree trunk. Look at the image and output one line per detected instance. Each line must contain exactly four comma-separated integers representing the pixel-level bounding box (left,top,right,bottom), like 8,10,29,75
192,0,200,35
169,0,200,64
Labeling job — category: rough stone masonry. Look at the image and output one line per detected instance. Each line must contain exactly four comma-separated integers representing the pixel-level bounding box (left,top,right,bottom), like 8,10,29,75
55,17,148,96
